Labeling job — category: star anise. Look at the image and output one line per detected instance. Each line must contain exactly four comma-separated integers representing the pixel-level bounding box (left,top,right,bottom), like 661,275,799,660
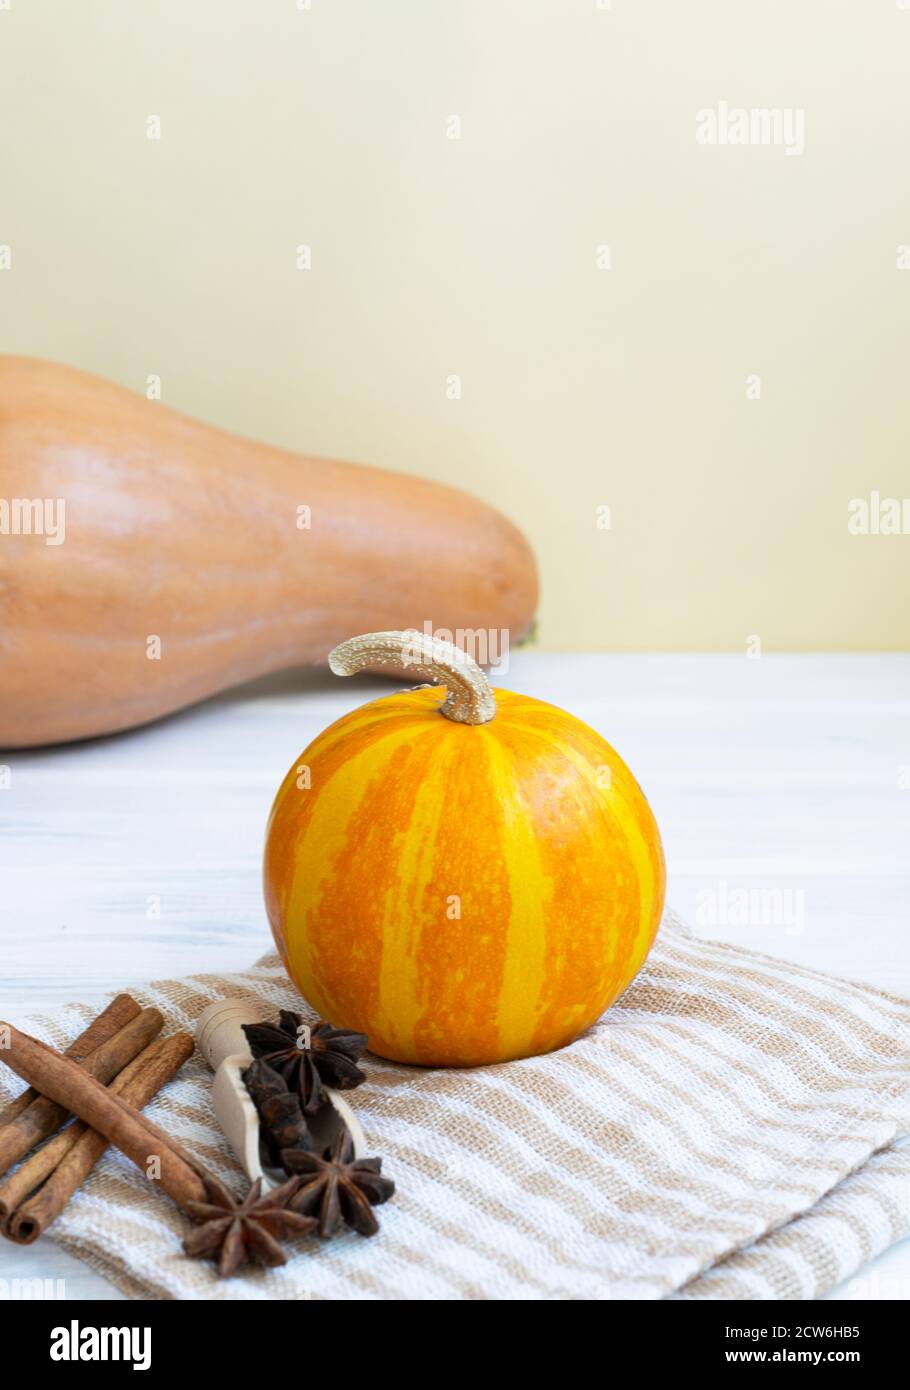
243,1011,368,1114
283,1129,395,1238
243,1058,315,1167
183,1174,316,1277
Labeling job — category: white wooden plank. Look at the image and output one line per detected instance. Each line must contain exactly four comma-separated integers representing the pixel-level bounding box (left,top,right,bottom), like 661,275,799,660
0,654,907,1298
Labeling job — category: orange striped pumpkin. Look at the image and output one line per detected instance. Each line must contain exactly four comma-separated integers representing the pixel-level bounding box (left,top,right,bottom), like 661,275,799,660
264,631,665,1067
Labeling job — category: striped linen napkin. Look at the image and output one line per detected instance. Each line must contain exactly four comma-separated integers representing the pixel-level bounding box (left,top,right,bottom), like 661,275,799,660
1,911,908,1300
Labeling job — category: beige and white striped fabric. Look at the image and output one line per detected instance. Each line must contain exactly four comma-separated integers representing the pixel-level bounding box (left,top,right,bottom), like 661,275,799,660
2,911,908,1300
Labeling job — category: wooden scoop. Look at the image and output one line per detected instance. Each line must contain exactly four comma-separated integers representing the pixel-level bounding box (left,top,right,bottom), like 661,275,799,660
196,1000,366,1191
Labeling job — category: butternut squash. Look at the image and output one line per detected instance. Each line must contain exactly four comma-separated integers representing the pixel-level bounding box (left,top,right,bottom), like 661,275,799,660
0,357,538,747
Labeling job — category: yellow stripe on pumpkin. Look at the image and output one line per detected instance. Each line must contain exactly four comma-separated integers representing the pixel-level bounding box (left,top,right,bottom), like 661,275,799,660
482,729,551,1061
374,730,459,1060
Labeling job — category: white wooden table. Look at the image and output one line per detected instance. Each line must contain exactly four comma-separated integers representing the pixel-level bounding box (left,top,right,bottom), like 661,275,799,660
1,654,908,1300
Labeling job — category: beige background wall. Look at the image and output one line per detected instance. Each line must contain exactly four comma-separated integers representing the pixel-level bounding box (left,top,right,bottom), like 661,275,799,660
1,0,908,650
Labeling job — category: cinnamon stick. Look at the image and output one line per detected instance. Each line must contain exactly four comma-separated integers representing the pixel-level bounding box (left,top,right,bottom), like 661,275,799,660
0,994,140,1127
0,1008,164,1180
0,1023,207,1211
0,1036,170,1221
6,1032,195,1243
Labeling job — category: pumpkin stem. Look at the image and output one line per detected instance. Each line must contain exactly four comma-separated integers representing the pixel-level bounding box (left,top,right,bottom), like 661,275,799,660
328,630,496,725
